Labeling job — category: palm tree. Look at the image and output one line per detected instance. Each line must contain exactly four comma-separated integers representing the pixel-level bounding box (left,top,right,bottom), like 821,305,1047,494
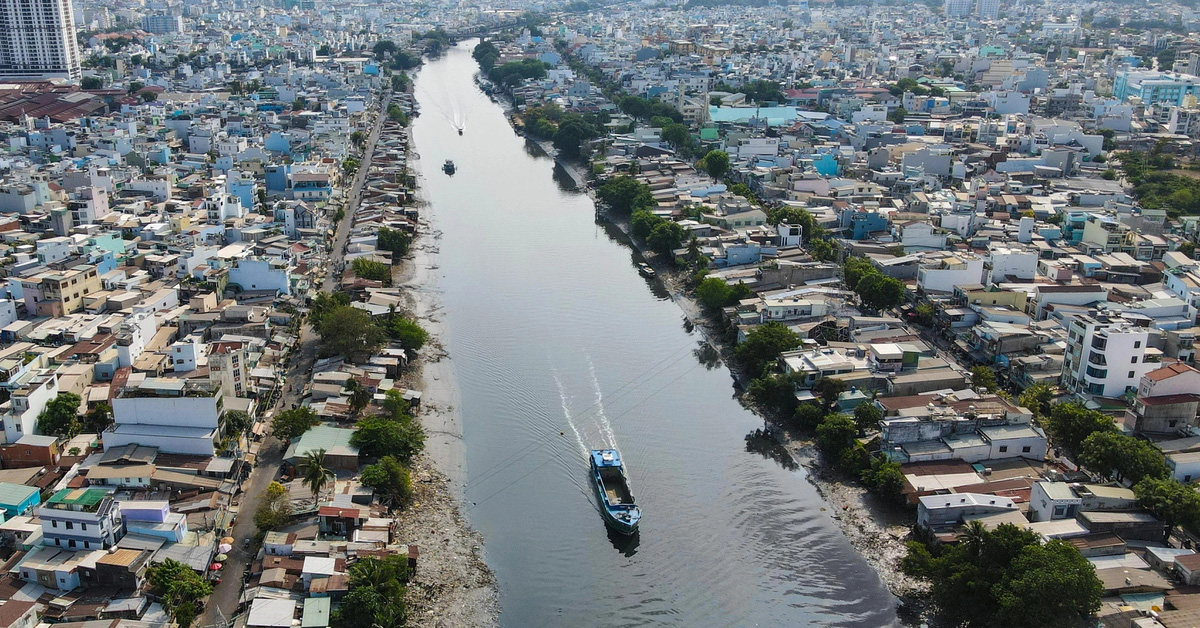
299,449,334,506
346,378,372,417
960,520,988,565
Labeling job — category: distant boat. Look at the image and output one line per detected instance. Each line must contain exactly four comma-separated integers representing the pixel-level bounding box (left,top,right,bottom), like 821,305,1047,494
638,263,655,278
590,449,640,535
443,159,456,175
458,128,463,136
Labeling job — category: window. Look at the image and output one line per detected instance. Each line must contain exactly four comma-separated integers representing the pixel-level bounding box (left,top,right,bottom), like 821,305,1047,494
80,523,86,531
1131,356,1139,363
1129,371,1136,378
1171,421,1179,428
83,541,89,549
1022,446,1031,453
68,539,76,548
52,520,57,528
1135,341,1142,348
999,446,1008,453
65,521,72,530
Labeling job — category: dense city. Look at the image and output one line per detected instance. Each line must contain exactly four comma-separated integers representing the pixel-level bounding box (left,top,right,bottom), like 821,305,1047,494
1,0,1200,626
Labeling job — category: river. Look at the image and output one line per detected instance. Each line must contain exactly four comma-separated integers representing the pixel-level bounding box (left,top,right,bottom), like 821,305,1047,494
409,40,900,627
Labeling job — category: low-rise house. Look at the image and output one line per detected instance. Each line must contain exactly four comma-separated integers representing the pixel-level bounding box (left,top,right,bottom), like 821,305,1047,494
0,482,39,521
917,493,1020,530
38,487,124,551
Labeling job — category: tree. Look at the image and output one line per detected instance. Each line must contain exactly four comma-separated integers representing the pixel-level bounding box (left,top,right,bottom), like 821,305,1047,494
914,302,936,326
83,402,113,434
377,227,410,259
351,257,390,285
814,377,848,413
350,130,366,148
299,449,334,505
841,257,876,291
1018,383,1054,418
696,277,733,309
308,291,350,327
816,413,857,456
128,81,144,95
807,238,837,262
224,410,252,436
391,73,410,92
147,558,213,628
141,91,158,102
1044,403,1115,457
1134,477,1200,538
647,220,686,257
317,44,334,57
342,157,360,177
971,366,999,393
1078,431,1169,484
360,455,413,510
271,407,320,442
346,379,373,417
735,322,801,376
794,403,825,431
37,392,82,438
699,149,730,179
553,117,596,158
852,402,882,434
81,76,102,89
902,523,1101,627
888,106,907,124
253,482,292,532
350,415,426,463
856,272,906,311
861,453,906,501
747,372,800,416
389,317,428,354
372,40,397,58
597,176,654,214
318,305,388,360
1181,241,1197,259
661,123,690,148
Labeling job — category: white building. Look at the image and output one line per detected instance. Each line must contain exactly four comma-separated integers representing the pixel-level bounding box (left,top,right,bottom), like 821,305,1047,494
917,493,1019,529
106,377,223,456
917,254,986,294
1030,481,1082,522
0,0,80,80
37,488,124,551
2,372,61,444
1061,313,1161,398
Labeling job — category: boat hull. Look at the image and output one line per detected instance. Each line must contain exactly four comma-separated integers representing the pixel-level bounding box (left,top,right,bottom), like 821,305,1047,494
590,449,640,535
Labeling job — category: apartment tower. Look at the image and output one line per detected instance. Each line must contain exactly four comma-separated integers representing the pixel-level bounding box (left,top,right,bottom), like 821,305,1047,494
0,0,81,81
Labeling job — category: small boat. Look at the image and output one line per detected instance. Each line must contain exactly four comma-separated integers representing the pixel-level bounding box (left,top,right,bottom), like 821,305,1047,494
458,128,463,136
590,449,640,535
638,262,655,278
443,159,456,175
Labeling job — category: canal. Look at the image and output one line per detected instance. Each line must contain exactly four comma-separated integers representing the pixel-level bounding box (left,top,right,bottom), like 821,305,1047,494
410,40,900,627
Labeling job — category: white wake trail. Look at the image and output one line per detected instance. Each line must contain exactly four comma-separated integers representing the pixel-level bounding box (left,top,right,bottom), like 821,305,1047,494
553,369,588,457
587,354,618,449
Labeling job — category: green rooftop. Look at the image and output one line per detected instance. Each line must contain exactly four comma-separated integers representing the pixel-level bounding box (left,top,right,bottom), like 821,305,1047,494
45,487,110,511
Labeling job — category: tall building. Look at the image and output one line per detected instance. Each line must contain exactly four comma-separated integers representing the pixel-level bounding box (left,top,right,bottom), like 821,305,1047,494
977,0,1000,20
140,13,183,34
944,0,973,18
0,0,81,81
1061,312,1162,399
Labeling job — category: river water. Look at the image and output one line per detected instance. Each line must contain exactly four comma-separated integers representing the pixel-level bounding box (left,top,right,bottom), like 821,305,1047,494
410,40,900,627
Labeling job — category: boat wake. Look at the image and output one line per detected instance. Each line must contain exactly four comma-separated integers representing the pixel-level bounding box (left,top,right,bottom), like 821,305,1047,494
552,368,589,458
586,354,618,449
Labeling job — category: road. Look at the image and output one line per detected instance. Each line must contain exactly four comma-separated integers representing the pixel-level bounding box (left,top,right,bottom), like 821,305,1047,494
324,90,393,292
197,89,391,628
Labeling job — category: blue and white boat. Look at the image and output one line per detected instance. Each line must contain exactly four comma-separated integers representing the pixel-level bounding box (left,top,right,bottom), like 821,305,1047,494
590,449,640,535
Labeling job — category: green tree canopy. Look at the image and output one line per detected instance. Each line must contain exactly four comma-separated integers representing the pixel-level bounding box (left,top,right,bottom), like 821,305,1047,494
699,149,730,179
308,291,350,327
902,523,1102,627
735,322,800,377
852,402,882,434
360,455,413,510
1044,403,1115,458
318,305,388,360
377,227,410,260
271,407,320,442
37,392,82,438
299,448,334,505
816,413,857,456
350,414,426,464
971,366,999,393
597,176,654,214
1134,476,1200,538
253,481,292,532
389,316,428,354
351,257,391,285
1078,431,1169,484
147,558,213,628
856,271,906,311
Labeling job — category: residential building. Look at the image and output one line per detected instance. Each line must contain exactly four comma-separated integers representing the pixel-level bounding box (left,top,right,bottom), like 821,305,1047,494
37,488,125,551
0,0,80,80
1061,313,1161,399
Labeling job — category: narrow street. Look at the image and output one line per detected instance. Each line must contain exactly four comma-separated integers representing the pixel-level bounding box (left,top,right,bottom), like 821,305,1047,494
197,89,390,628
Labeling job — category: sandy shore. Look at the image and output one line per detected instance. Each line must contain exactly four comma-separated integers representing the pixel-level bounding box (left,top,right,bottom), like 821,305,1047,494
390,187,500,625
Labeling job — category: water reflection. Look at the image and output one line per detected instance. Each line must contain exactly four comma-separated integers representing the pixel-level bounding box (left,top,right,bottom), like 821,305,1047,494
693,341,722,370
606,527,640,557
552,164,578,192
744,428,799,471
